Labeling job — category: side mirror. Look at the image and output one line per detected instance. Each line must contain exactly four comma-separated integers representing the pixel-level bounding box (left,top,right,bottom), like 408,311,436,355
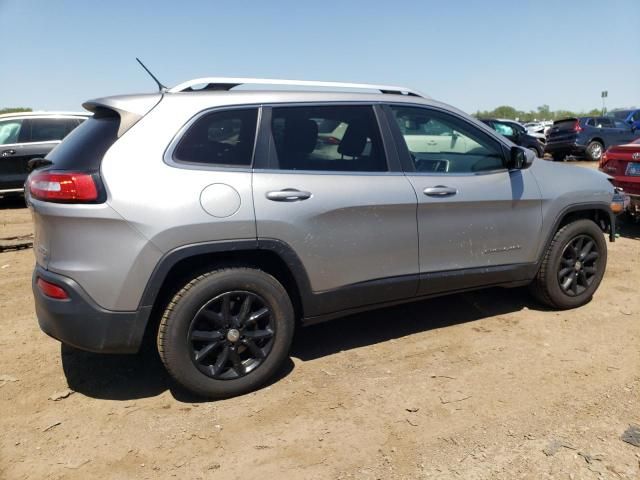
507,146,533,170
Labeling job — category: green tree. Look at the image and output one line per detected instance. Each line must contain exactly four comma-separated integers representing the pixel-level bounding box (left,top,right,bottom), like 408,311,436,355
0,107,32,115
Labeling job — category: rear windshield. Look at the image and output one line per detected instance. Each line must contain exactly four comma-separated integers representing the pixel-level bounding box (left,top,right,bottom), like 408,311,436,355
553,119,578,131
46,110,119,171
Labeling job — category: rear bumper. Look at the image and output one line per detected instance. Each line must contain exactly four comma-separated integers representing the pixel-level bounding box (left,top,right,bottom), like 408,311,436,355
33,266,151,353
544,142,586,156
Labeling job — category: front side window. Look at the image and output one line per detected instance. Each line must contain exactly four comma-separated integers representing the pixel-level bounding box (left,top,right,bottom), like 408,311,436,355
0,119,22,145
270,105,387,172
174,108,258,166
391,106,505,174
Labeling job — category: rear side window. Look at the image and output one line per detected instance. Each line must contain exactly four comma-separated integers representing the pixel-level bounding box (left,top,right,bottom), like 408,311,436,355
174,108,258,167
0,119,22,145
554,119,579,131
270,105,387,172
46,111,118,171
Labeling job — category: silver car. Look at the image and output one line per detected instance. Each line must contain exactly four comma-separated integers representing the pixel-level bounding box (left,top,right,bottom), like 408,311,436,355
27,78,616,398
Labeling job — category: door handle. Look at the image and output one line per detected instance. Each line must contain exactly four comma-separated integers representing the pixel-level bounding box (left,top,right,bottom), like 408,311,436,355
266,189,312,202
423,185,457,197
1,149,16,156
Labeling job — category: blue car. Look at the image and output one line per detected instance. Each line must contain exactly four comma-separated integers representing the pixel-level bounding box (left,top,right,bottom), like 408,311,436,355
545,116,638,162
609,109,640,130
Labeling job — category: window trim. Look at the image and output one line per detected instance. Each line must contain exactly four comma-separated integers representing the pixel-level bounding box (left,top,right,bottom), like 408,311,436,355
382,103,510,176
253,102,402,174
164,104,262,171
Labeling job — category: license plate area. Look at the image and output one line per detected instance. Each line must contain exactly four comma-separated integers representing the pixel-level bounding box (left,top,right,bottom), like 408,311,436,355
625,162,640,176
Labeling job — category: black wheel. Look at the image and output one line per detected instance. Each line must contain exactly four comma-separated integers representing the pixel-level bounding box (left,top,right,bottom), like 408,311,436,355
552,152,565,162
530,219,607,309
585,141,604,162
527,147,541,157
158,268,294,398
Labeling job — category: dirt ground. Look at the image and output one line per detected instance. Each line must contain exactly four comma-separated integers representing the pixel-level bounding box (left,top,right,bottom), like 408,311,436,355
1,162,639,480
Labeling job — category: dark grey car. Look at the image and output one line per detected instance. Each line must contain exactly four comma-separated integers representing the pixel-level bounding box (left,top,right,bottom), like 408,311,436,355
545,116,639,162
0,112,88,194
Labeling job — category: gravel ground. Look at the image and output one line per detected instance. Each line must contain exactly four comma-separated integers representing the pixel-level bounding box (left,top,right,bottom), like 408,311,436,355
1,162,639,479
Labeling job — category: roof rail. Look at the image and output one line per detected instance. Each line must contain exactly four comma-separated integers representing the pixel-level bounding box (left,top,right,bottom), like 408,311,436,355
168,77,426,98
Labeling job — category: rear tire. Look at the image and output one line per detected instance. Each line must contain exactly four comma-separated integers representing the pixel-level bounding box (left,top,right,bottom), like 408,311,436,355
585,141,604,162
158,268,294,399
529,219,607,309
552,152,565,162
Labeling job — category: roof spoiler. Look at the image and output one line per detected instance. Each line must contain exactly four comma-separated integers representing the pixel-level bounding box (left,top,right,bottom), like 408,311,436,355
82,93,163,137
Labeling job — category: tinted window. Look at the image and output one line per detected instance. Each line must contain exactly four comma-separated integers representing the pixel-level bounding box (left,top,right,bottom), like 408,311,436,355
595,117,614,128
46,111,118,171
174,108,258,166
270,105,387,172
391,106,504,173
0,119,22,145
586,118,596,127
28,118,80,142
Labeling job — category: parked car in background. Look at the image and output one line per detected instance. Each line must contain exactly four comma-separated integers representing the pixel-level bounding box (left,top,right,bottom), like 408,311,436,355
545,116,639,162
480,118,545,157
0,112,89,194
599,138,640,219
608,109,640,130
27,77,616,398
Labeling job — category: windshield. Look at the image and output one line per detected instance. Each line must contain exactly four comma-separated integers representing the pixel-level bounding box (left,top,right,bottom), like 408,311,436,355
609,110,631,120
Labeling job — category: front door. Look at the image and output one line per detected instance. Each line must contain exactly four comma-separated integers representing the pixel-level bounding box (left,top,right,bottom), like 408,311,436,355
252,104,419,317
385,105,543,295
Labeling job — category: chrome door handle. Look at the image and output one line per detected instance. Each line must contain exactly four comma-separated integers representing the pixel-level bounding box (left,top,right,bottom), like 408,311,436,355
1,149,16,156
266,189,312,202
423,185,457,196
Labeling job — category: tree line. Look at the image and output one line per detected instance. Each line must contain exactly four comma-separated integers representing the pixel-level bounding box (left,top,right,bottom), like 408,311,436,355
0,107,32,115
473,104,611,122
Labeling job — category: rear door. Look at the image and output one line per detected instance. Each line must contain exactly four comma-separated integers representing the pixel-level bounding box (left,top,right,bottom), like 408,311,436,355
252,104,419,317
385,104,543,295
0,118,27,190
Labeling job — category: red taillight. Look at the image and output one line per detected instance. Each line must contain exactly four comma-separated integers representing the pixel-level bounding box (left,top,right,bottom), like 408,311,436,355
574,121,583,133
29,171,98,202
599,152,608,168
37,278,69,300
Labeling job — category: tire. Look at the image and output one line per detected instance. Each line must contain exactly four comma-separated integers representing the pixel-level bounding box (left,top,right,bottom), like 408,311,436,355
585,141,604,162
552,152,565,162
529,219,607,310
527,147,541,157
158,268,294,399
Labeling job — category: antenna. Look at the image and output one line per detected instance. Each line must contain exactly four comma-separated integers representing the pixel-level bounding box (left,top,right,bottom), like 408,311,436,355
136,58,167,92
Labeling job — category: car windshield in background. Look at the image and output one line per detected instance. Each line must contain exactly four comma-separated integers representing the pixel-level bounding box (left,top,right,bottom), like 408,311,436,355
609,110,631,120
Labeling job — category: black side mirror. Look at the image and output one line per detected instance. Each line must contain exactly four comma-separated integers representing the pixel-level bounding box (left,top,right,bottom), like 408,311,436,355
507,146,533,170
27,158,52,173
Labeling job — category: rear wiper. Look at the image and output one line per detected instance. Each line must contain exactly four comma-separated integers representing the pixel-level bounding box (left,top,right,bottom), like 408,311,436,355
27,158,52,173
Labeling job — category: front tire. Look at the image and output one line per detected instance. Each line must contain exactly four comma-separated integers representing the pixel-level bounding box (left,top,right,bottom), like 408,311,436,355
529,219,607,309
158,268,294,399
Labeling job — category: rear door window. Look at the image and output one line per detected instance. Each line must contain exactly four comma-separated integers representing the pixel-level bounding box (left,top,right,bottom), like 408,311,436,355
173,108,258,167
269,105,387,172
27,118,81,142
0,119,22,145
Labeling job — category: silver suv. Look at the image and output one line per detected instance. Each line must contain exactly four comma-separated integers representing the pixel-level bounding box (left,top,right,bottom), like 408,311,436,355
27,78,616,398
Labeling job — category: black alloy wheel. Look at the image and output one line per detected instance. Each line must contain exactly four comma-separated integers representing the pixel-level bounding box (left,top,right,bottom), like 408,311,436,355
557,234,599,297
188,291,275,380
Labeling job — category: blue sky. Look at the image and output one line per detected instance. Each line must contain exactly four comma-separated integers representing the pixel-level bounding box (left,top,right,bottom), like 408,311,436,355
1,0,638,114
